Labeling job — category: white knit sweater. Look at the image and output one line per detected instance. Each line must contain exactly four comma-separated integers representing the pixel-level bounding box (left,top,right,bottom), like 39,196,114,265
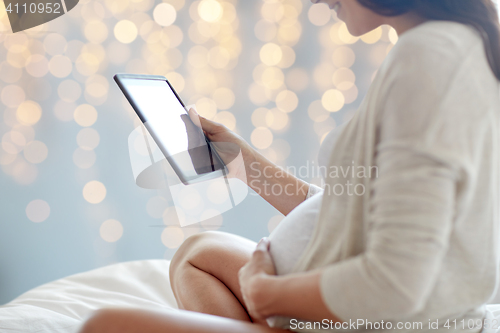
274,21,500,333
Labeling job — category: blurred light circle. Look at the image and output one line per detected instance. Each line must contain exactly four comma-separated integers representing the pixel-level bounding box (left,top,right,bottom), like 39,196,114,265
251,107,269,127
16,100,42,125
200,209,223,231
54,100,76,122
49,55,72,78
266,108,289,131
114,20,138,44
260,43,283,67
308,3,330,26
73,148,96,169
198,0,223,23
338,23,359,44
277,23,302,45
332,68,356,91
74,104,98,127
308,100,330,122
133,135,150,156
248,83,269,106
389,27,399,44
195,97,217,119
261,2,284,22
161,226,184,249
272,139,291,161
100,219,123,243
212,87,235,110
26,79,52,102
5,34,29,53
25,55,49,78
7,50,30,69
361,26,383,44
146,196,169,219
187,45,209,69
179,187,202,210
254,19,277,42
43,33,67,55
322,89,345,112
106,41,131,65
268,215,284,233
166,0,185,11
251,127,273,150
286,68,309,92
165,72,185,92
163,206,185,226
12,160,38,185
58,80,81,103
0,62,22,83
26,199,50,223
314,62,336,90
2,141,18,155
275,90,298,113
2,131,25,153
162,25,184,48
84,21,109,44
0,151,17,166
154,3,177,27
206,181,229,204
2,85,25,107
213,111,236,130
277,45,295,69
332,46,356,68
77,128,100,151
85,75,109,99
65,40,84,62
75,53,100,76
23,141,48,164
13,124,35,143
344,85,359,104
208,46,230,69
83,180,106,204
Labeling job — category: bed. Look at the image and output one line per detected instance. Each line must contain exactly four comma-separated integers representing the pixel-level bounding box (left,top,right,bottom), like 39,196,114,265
2,259,500,333
0,260,178,332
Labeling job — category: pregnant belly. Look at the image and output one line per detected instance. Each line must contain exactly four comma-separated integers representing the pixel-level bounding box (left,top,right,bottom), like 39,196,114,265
268,192,323,276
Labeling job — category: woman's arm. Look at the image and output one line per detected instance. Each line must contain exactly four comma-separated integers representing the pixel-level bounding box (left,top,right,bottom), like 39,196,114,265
189,108,313,215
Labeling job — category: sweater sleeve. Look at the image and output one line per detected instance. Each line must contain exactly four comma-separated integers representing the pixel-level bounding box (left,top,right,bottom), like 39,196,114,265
319,36,468,322
306,183,323,199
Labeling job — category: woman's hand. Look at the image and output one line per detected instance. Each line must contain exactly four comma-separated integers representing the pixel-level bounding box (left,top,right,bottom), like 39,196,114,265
238,238,277,324
188,107,256,183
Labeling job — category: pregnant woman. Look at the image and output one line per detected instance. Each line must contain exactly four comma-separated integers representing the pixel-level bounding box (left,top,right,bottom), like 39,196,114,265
80,0,500,332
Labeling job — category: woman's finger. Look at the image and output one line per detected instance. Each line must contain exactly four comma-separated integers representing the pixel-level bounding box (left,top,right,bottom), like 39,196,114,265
256,237,270,252
188,108,220,134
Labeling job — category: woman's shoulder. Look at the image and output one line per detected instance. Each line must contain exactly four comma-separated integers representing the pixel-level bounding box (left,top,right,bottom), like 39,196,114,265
385,20,482,71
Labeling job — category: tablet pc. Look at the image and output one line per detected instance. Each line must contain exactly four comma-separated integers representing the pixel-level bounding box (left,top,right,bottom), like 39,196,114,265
114,74,227,185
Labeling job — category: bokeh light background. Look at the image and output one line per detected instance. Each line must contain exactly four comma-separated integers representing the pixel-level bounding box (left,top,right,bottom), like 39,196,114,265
0,0,397,304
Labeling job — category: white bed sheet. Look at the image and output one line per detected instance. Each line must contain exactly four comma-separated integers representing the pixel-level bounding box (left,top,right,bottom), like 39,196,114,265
2,259,500,333
0,260,178,333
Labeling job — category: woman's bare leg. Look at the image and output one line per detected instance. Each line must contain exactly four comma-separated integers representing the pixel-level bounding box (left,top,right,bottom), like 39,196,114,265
169,231,257,321
79,308,287,333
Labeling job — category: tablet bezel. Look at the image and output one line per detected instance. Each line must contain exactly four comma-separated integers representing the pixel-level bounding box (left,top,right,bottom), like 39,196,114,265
114,73,228,185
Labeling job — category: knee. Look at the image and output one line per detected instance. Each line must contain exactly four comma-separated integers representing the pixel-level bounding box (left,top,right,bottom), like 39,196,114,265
79,309,123,333
169,231,224,280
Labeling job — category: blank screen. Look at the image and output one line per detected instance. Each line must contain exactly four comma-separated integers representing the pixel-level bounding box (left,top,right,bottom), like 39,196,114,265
122,78,222,181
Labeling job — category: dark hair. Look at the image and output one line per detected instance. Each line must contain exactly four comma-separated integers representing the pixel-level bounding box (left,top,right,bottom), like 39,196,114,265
357,0,500,80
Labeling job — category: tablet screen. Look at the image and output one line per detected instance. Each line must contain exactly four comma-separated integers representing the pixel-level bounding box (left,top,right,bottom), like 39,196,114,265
120,78,224,182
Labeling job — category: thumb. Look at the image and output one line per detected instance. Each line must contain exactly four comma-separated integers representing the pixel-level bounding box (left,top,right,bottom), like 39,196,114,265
188,108,219,135
256,237,270,252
